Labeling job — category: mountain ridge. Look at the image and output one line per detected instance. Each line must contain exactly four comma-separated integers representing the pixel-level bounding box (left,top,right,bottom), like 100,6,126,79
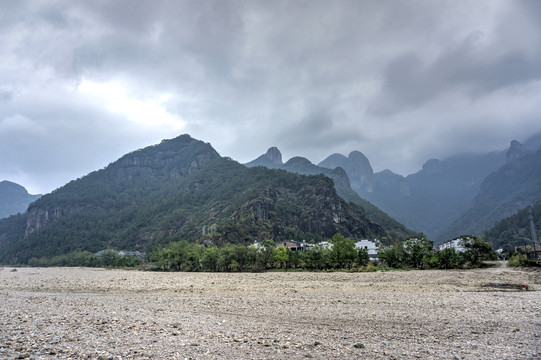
245,148,414,241
0,135,386,264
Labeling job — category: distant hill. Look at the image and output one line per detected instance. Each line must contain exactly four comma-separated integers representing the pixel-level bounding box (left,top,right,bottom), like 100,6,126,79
246,148,415,242
0,135,386,264
318,149,506,240
0,181,41,219
482,200,541,251
437,146,541,242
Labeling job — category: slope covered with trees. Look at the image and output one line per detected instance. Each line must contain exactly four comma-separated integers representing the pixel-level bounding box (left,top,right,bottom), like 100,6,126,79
0,135,385,264
482,200,541,251
246,148,414,242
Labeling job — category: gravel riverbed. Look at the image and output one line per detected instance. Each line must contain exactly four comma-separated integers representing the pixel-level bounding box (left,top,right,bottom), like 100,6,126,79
0,264,539,359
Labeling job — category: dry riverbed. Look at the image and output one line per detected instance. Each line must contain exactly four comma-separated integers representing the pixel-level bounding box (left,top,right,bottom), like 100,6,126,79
0,264,540,359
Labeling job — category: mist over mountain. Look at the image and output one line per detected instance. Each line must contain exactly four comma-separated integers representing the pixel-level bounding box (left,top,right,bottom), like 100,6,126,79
316,149,506,240
0,181,41,219
0,135,386,264
437,146,541,243
294,132,541,245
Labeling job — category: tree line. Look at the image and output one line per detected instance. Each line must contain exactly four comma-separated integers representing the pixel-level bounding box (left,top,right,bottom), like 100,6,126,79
24,233,497,271
148,234,371,272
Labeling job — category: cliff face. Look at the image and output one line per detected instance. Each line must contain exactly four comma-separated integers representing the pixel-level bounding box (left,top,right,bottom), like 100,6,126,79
25,206,82,237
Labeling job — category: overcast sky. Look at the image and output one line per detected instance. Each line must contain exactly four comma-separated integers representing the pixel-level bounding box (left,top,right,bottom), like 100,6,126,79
2,1,541,194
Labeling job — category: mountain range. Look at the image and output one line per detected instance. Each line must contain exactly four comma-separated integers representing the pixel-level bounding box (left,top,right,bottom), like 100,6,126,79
247,132,541,245
0,135,388,264
2,131,540,263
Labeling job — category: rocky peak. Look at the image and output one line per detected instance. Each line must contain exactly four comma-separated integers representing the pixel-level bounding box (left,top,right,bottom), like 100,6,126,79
328,167,351,189
0,181,41,219
506,140,525,163
264,147,283,166
348,151,374,176
422,159,442,174
245,147,283,168
0,181,30,196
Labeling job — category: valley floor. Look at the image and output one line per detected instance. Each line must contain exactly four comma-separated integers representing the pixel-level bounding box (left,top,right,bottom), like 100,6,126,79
0,264,540,359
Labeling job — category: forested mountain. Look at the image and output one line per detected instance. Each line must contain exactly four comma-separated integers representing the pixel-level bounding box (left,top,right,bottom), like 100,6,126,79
0,181,41,219
437,146,541,242
0,135,386,264
246,148,414,241
483,200,540,251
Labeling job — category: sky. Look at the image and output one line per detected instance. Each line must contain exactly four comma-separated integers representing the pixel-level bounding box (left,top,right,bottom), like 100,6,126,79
1,0,541,194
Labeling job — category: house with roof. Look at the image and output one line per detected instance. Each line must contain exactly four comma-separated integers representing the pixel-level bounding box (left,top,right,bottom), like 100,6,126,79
438,237,466,252
279,240,313,252
354,239,378,260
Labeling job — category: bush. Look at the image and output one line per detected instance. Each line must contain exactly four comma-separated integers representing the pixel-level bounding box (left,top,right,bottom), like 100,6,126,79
508,253,527,267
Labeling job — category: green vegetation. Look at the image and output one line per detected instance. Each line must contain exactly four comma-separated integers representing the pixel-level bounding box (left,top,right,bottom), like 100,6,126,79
26,249,142,268
21,232,496,272
378,235,495,269
508,253,527,267
149,234,374,272
482,200,541,251
0,135,386,265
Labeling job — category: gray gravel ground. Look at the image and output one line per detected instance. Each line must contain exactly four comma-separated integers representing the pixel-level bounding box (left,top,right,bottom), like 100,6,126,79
0,264,539,359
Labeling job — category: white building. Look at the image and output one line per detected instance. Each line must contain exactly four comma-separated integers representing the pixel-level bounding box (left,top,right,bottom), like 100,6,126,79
355,239,378,259
438,237,466,252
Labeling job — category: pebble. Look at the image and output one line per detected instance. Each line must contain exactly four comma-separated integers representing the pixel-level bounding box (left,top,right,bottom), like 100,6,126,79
0,266,539,360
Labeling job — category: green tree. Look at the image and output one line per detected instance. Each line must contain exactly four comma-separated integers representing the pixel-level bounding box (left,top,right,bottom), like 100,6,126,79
257,239,276,270
304,243,328,270
403,235,434,269
460,236,496,267
378,243,405,268
357,248,370,267
201,246,220,271
329,233,357,269
428,248,464,269
273,246,289,268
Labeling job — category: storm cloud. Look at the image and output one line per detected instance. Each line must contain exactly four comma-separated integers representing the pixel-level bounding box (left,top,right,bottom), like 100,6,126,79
1,0,541,193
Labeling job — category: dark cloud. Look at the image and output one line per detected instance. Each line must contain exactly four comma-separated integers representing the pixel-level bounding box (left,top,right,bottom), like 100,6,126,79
1,0,541,193
369,31,541,116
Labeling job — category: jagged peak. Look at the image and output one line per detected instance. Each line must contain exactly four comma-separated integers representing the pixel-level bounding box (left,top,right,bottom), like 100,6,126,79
245,147,283,168
346,150,374,176
506,140,525,163
264,147,283,165
422,158,442,173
